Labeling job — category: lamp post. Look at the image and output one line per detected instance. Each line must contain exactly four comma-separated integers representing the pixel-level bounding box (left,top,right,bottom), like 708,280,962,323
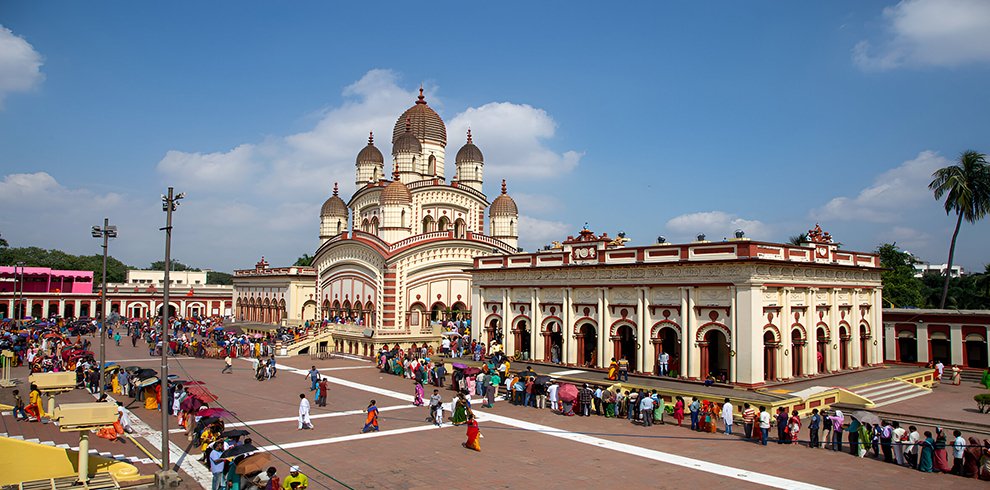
15,261,25,320
92,218,117,398
157,187,183,488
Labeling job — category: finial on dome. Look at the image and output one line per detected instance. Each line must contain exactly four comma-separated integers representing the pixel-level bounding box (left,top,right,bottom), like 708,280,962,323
368,131,374,145
501,179,507,195
416,86,426,105
333,182,338,196
466,128,473,144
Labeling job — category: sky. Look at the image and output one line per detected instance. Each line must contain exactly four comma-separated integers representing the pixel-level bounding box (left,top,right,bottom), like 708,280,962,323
0,0,988,273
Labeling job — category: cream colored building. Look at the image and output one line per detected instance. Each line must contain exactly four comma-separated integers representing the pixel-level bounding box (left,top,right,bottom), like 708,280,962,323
232,257,318,326
126,269,208,286
313,89,519,357
468,226,884,387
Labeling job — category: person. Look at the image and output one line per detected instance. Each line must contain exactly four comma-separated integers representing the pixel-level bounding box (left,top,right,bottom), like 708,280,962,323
607,358,619,381
657,350,669,376
617,357,629,382
281,466,308,490
934,428,951,472
952,365,962,385
525,377,536,409
297,393,313,430
758,406,771,446
413,380,424,406
831,410,845,452
722,398,734,435
259,467,279,490
362,399,379,433
208,441,226,490
463,412,481,451
113,331,121,346
776,408,788,444
117,402,133,433
880,421,894,463
892,421,906,466
11,389,28,421
26,383,46,422
964,436,982,478
808,409,820,448
429,389,443,426
578,384,592,417
307,366,320,391
689,397,700,431
222,355,233,374
935,360,945,383
653,391,665,425
906,425,921,468
673,396,685,426
952,429,967,475
742,403,756,439
316,378,329,407
918,431,936,472
788,410,801,444
451,393,468,425
640,391,655,427
546,380,559,412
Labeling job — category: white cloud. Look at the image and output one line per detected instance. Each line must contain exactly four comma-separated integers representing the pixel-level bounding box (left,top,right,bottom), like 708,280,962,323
813,150,946,222
157,144,258,188
448,102,582,179
0,25,44,107
664,211,769,241
854,0,990,70
518,215,571,251
0,172,121,208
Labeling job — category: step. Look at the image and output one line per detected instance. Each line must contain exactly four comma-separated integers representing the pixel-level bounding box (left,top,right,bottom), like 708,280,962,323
855,382,910,397
869,387,927,403
871,389,931,407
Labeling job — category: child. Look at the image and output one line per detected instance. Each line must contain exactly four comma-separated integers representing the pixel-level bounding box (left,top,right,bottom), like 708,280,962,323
429,389,443,426
12,390,28,421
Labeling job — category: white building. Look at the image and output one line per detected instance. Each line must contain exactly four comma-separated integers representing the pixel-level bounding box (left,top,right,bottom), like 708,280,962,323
913,263,964,278
126,269,209,286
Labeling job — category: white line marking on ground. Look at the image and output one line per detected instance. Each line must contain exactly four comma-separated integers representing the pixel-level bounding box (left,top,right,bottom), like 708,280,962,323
256,423,456,451
330,353,367,361
167,404,420,433
549,369,587,376
319,366,374,371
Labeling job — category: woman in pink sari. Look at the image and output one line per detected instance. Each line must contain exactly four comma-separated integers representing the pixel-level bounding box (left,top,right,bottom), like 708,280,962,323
413,380,424,406
788,410,801,444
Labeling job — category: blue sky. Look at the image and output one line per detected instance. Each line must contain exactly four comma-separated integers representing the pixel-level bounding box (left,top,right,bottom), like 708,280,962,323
1,0,988,272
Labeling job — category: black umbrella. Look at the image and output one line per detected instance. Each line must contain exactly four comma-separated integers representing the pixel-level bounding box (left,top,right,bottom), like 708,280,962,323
137,368,157,379
197,416,220,427
221,429,250,438
534,375,552,385
125,366,142,374
220,443,257,459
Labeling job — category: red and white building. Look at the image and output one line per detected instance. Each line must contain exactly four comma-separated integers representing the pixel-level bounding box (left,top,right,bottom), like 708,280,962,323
883,308,990,369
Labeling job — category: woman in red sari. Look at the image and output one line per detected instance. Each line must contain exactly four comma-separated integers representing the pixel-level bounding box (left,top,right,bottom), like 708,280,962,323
673,396,685,426
788,410,801,444
463,413,481,451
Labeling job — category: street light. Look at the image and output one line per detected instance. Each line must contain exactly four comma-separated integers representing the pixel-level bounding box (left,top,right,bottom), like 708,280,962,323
15,261,25,320
92,218,117,398
157,187,183,488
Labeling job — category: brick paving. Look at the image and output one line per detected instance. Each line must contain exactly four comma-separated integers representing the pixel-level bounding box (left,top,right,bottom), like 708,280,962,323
3,339,987,489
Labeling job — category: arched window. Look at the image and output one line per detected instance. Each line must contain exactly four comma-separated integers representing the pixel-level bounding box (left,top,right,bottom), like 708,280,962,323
454,218,466,239
361,218,370,233
428,154,437,176
438,216,450,232
510,219,516,236
370,216,379,234
335,219,342,234
422,215,435,233
401,210,406,228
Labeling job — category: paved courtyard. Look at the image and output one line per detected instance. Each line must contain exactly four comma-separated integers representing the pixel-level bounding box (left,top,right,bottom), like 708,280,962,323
2,338,986,489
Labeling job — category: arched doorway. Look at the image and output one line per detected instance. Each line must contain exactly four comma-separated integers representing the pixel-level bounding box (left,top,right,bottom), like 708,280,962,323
653,326,680,376
791,328,804,377
514,320,531,359
577,323,597,367
157,304,177,319
859,324,870,366
430,303,445,323
31,303,42,318
544,320,563,363
966,334,988,368
613,324,637,371
450,302,467,322
897,331,918,363
816,326,829,372
839,325,849,370
487,318,502,345
930,332,950,364
764,331,778,381
703,329,729,382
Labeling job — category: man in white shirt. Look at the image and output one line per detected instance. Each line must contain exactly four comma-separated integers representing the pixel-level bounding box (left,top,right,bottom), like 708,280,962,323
116,402,133,433
722,398,734,435
905,425,920,468
758,406,771,446
952,429,966,475
298,393,313,430
935,360,945,382
547,381,560,412
657,351,670,376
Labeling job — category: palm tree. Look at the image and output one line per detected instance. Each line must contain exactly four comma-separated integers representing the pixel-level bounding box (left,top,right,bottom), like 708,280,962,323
788,233,807,245
929,150,990,308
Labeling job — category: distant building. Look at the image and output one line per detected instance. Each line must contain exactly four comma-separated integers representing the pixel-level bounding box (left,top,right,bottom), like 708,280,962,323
883,308,989,369
913,263,964,278
126,269,209,286
232,257,317,326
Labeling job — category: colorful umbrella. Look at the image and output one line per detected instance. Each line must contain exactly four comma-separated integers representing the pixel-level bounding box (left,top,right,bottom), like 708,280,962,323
235,452,272,475
197,408,236,419
186,384,219,403
558,383,579,403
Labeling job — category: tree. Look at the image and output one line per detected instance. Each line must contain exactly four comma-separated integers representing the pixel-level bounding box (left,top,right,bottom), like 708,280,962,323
875,243,926,308
788,233,808,246
149,260,199,271
0,246,129,283
293,254,314,267
206,271,233,285
976,263,990,298
929,150,990,308
0,235,8,249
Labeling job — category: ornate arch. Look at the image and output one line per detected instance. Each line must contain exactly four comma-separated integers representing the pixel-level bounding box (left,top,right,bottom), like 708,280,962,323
815,322,831,340
541,316,563,333
838,320,851,337
859,320,871,338
696,321,731,342
483,314,502,329
762,323,782,343
650,320,681,339
573,318,598,338
511,315,531,332
609,319,637,338
790,322,807,341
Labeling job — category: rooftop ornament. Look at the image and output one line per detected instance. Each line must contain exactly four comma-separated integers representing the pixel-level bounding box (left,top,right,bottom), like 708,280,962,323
807,223,833,244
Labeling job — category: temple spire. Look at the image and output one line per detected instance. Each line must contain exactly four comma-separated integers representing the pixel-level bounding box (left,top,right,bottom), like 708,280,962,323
368,131,374,145
332,182,338,196
467,128,473,144
501,179,507,195
416,86,426,105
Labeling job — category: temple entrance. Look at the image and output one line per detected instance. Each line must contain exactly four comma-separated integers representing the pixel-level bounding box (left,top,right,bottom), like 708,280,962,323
653,327,679,376
930,335,950,364
488,318,502,345
839,326,849,370
704,330,729,381
966,335,988,368
897,332,918,363
764,331,777,381
613,325,637,371
577,323,597,367
544,321,563,363
157,304,177,319
817,327,829,372
31,303,42,318
860,325,870,365
791,329,804,377
514,320,531,359
63,302,74,318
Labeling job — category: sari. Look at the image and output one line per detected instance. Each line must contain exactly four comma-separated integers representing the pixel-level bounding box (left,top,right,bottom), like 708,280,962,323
964,437,981,478
788,415,801,443
413,382,424,406
606,361,618,381
934,433,951,472
111,376,121,394
144,385,159,410
362,405,379,432
653,397,665,424
452,399,468,425
918,437,935,472
673,400,684,425
464,419,481,451
27,389,45,419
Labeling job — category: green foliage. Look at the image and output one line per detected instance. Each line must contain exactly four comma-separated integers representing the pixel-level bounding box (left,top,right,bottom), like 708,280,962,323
293,254,313,267
206,271,233,285
149,260,199,271
788,233,808,245
0,246,129,283
876,243,926,308
0,236,8,249
919,271,990,310
975,393,990,413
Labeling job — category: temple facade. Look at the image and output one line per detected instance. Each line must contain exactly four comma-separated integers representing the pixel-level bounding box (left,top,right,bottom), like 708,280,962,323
312,89,519,356
468,226,884,387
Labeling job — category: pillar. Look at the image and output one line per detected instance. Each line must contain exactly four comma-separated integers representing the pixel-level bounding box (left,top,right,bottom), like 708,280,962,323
501,288,511,354
638,287,649,374
564,288,575,365
679,287,690,379
729,285,737,383
597,288,607,369
685,287,702,379
950,324,963,366
531,288,542,362
781,287,793,379
827,290,838,372
873,288,883,365
471,286,482,346
916,322,929,364
850,289,863,369
42,299,50,317
735,285,763,385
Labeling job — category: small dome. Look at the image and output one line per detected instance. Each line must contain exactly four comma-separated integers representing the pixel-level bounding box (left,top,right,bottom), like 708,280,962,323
356,132,384,164
455,129,484,164
321,183,348,217
490,179,518,216
381,169,412,205
393,88,446,146
392,118,422,155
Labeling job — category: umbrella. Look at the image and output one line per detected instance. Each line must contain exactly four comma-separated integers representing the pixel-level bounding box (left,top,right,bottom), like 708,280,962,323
125,366,142,374
441,331,461,337
221,429,250,438
451,363,468,370
197,416,220,427
220,443,257,460
252,333,263,339
137,368,158,379
850,410,882,425
186,384,219,403
43,333,61,339
198,408,236,419
137,376,160,388
558,383,579,403
180,396,204,413
534,375,551,385
235,452,272,476
462,367,481,376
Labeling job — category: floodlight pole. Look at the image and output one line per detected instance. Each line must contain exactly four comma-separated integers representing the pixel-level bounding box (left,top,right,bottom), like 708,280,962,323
157,187,183,487
92,218,116,398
